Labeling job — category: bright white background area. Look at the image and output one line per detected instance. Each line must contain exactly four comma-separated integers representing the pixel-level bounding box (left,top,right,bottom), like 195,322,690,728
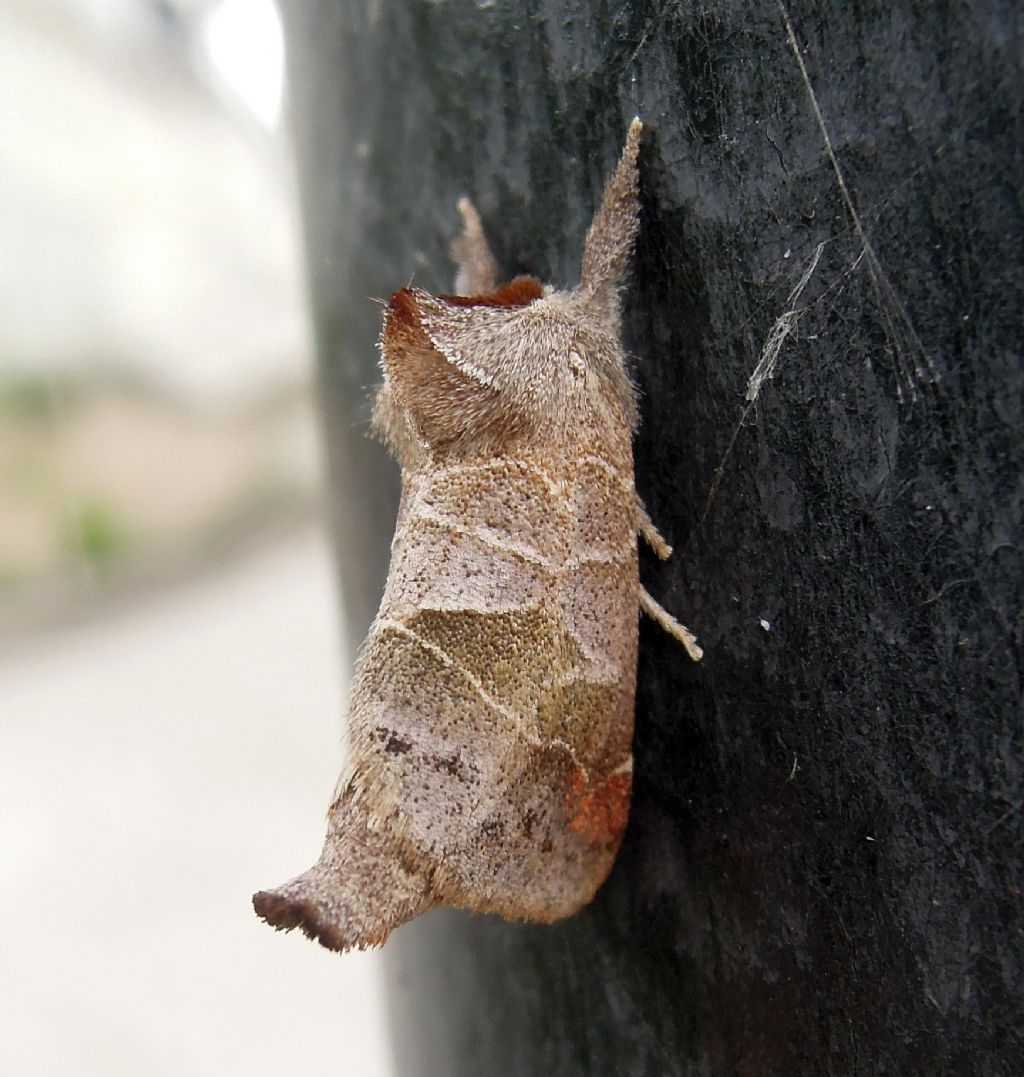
0,531,393,1076
0,0,308,406
0,1,395,1072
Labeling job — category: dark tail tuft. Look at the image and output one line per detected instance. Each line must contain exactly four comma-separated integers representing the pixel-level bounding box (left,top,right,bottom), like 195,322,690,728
253,799,432,952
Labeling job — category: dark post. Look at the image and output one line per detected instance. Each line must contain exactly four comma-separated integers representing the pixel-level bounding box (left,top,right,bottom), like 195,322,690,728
277,3,1022,1073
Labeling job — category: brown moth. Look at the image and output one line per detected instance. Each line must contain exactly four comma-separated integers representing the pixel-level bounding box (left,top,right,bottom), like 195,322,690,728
253,119,701,953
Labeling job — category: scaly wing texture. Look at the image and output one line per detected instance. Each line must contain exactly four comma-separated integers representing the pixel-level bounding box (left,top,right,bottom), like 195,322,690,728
346,430,638,921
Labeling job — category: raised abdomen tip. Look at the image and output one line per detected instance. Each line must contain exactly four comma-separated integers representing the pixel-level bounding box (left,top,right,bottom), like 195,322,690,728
253,798,432,952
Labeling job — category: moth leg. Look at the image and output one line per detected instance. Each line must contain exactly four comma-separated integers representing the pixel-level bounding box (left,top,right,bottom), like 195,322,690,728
451,197,500,296
640,586,704,661
637,500,672,560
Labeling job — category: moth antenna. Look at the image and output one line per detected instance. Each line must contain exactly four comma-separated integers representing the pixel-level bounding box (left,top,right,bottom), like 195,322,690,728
253,799,433,952
577,117,643,332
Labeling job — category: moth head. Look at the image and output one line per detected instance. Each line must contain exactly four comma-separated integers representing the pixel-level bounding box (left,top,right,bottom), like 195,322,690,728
376,119,643,456
380,275,630,453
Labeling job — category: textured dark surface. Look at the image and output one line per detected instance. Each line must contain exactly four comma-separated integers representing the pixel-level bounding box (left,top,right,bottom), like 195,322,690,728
278,2,1022,1073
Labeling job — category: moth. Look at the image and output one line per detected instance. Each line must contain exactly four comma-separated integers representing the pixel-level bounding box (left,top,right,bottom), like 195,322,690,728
254,119,700,952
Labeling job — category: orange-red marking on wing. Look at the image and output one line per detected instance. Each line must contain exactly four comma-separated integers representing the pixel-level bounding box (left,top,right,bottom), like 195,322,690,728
566,767,631,847
440,275,543,308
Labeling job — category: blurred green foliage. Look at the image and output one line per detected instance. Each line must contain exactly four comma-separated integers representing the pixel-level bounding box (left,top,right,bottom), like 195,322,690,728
0,374,66,422
65,498,132,569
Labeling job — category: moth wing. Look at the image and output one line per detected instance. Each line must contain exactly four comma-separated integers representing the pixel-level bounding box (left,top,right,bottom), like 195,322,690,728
347,441,639,922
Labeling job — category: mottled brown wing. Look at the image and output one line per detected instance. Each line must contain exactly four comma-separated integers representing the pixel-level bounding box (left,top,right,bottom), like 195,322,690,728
346,440,637,921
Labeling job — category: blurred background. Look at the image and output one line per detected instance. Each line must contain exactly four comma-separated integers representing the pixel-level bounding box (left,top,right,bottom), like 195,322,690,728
0,0,393,1072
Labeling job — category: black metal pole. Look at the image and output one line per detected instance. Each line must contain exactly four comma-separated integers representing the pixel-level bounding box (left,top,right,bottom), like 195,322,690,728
278,3,1023,1073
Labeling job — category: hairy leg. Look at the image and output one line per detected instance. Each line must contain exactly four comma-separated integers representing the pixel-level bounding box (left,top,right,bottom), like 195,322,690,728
639,587,703,661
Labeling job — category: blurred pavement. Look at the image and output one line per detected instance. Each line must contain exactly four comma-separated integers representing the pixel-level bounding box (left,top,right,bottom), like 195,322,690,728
0,527,394,1076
